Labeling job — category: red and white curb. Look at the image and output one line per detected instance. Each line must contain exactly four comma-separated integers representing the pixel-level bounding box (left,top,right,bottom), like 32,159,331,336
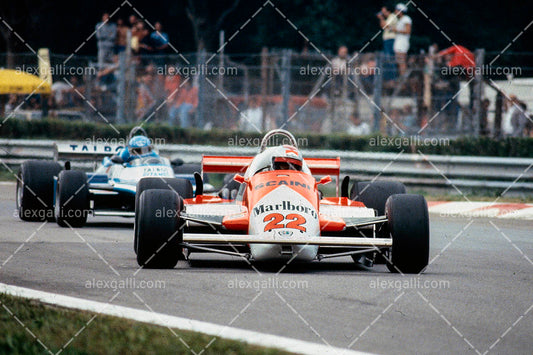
428,201,533,220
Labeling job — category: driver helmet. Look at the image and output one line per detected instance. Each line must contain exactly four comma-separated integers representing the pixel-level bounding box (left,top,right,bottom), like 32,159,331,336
128,135,153,157
271,145,303,171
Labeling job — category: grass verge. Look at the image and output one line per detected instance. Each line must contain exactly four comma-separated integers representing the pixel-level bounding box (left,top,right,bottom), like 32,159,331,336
0,293,289,355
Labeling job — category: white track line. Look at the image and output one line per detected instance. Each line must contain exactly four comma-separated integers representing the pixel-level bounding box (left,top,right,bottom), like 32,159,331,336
0,282,375,355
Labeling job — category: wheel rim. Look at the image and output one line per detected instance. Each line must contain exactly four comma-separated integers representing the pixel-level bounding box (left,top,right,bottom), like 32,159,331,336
54,182,61,220
16,173,23,210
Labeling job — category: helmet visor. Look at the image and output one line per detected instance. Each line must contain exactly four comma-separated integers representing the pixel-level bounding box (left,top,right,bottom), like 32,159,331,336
130,146,152,156
273,157,302,171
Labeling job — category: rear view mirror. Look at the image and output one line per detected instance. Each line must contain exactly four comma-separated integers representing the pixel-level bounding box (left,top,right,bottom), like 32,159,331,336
317,176,332,185
233,174,246,184
110,155,124,164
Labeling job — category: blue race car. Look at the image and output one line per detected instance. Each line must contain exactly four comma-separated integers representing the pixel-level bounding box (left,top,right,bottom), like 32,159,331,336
16,127,208,227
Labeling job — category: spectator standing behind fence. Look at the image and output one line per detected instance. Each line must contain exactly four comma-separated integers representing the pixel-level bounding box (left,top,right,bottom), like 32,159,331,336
331,45,349,96
347,113,371,135
136,73,156,119
503,95,520,136
168,80,198,128
95,13,117,68
115,18,128,53
392,3,411,77
377,5,397,81
151,22,169,54
510,102,528,137
239,97,263,132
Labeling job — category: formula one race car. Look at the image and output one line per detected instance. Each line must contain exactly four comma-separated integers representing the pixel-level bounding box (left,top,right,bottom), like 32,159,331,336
134,129,430,273
16,127,211,227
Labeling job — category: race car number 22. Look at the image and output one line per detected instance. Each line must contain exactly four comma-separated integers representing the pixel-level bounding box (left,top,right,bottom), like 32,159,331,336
263,213,306,232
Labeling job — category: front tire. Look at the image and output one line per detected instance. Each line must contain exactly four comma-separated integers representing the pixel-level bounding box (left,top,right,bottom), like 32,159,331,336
385,194,430,274
16,160,62,221
134,178,192,254
55,170,89,227
136,189,182,268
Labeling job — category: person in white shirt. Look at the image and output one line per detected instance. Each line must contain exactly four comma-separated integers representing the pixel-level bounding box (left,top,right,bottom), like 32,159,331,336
347,113,371,136
393,3,412,76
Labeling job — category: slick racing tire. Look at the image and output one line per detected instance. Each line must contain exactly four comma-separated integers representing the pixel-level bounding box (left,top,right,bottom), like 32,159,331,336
17,160,62,222
136,189,182,268
134,177,192,254
350,181,406,216
385,194,430,274
350,180,406,264
55,170,90,228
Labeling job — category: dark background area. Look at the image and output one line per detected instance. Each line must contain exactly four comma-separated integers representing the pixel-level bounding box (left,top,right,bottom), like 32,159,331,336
1,0,532,56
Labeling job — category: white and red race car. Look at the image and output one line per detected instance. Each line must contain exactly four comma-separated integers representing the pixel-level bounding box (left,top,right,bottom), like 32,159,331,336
134,129,429,273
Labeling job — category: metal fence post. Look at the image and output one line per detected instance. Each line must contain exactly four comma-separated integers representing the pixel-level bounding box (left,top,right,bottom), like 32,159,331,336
115,51,126,124
472,48,485,136
197,49,206,128
281,49,291,126
372,52,383,132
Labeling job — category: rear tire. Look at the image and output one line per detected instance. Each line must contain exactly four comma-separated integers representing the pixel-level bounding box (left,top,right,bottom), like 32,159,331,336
134,178,192,253
136,189,182,268
350,181,406,216
16,161,62,222
55,170,89,227
385,194,430,274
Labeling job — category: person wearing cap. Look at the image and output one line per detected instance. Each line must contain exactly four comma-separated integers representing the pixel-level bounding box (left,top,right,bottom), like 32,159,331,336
392,3,412,76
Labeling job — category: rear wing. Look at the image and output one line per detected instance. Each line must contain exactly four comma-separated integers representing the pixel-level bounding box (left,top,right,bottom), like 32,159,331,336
202,155,341,194
202,155,340,176
54,143,123,162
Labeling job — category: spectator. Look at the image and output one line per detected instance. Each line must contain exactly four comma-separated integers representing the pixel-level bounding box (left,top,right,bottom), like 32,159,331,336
377,5,397,80
347,113,371,135
136,74,156,119
168,79,198,128
129,14,138,28
96,55,119,92
115,18,128,53
402,104,417,134
239,97,263,132
5,94,18,115
436,45,475,77
331,45,349,96
502,94,520,136
392,3,412,77
510,102,528,137
95,13,117,68
151,22,169,54
137,22,152,54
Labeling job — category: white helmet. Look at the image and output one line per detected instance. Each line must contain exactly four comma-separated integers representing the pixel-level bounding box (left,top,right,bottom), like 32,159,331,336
270,145,303,171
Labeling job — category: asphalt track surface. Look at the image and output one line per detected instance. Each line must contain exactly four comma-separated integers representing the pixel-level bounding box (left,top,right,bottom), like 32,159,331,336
0,182,531,354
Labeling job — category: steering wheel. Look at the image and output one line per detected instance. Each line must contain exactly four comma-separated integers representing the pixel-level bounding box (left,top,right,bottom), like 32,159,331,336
259,129,298,152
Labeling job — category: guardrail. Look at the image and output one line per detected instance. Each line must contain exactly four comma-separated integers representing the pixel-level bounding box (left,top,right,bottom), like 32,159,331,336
1,139,532,193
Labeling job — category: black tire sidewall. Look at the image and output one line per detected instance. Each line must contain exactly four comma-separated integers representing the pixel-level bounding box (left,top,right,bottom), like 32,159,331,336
17,161,62,222
55,170,89,227
136,189,182,268
386,194,430,274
